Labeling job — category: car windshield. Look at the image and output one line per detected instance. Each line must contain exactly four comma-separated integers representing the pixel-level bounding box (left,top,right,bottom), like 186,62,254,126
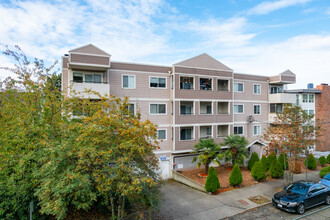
291,184,309,195
324,174,330,180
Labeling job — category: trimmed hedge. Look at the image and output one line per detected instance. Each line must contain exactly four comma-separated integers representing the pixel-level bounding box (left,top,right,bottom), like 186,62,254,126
260,155,269,171
319,156,327,167
248,152,259,170
327,154,330,163
319,166,330,178
251,161,266,181
305,154,317,170
267,152,277,170
229,164,243,187
205,167,220,193
278,153,289,170
269,159,284,178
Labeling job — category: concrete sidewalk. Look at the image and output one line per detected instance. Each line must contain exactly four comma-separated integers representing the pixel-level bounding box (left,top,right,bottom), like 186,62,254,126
158,170,321,220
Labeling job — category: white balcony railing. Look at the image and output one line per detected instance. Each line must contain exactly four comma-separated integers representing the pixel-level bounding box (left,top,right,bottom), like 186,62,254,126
269,93,296,104
71,82,110,99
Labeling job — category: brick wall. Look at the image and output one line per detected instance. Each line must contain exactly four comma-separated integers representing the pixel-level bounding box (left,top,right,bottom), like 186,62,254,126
315,84,330,151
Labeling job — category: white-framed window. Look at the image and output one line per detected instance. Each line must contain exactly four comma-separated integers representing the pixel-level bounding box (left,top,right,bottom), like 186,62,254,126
124,103,135,115
149,104,166,115
253,84,261,94
157,129,166,140
200,101,212,115
180,76,194,90
253,125,261,136
150,77,166,88
303,94,308,102
73,72,83,83
296,94,299,105
85,74,102,83
234,83,243,92
200,78,212,90
217,125,229,137
180,127,194,141
308,94,314,103
254,104,261,115
200,126,212,139
309,110,314,115
122,75,135,89
234,126,244,135
180,101,194,115
234,104,244,114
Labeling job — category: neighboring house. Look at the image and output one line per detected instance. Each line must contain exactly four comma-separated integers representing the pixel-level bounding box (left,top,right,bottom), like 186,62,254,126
62,44,298,179
284,84,321,151
315,84,330,152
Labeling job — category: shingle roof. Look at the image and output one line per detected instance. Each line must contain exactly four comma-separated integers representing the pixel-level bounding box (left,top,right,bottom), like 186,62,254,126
69,44,110,56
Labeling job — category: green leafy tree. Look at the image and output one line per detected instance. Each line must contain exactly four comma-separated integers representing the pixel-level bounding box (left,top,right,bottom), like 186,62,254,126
229,164,243,187
269,159,284,178
263,105,320,184
278,153,289,171
260,155,269,172
191,138,221,174
248,152,260,170
319,166,330,178
0,45,161,220
267,152,277,170
327,154,330,163
251,161,266,181
205,167,220,193
305,154,317,170
219,135,248,166
319,156,327,167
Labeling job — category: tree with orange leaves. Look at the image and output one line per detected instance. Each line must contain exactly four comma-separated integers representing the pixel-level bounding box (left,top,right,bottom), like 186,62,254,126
263,105,320,184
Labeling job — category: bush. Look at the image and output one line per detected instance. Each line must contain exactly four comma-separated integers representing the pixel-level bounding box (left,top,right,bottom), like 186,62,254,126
267,152,277,170
319,156,327,166
319,166,330,178
327,154,330,163
305,154,317,170
248,152,259,170
229,164,243,187
260,155,269,171
269,159,284,178
205,167,220,193
294,162,302,174
251,161,266,181
278,153,289,170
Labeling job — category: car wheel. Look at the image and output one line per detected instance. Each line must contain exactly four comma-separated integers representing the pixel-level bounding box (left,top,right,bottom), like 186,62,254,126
326,195,330,205
297,204,305,214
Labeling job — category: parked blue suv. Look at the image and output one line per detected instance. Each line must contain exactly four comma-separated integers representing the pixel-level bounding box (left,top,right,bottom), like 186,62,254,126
272,181,330,214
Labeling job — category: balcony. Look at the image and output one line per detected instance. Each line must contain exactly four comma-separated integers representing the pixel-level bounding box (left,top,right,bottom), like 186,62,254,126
269,93,296,104
71,81,110,99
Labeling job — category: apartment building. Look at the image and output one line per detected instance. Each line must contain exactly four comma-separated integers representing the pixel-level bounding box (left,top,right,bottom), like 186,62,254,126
62,44,296,179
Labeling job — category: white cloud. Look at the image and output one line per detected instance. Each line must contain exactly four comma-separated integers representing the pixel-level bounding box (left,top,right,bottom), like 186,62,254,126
221,35,330,89
248,0,312,15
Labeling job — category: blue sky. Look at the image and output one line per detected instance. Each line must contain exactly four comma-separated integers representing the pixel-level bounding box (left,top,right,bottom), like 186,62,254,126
0,0,329,89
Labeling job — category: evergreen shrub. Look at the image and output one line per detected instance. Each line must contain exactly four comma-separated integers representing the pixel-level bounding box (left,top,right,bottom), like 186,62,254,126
269,159,284,178
319,156,327,167
229,164,243,187
327,154,330,163
267,152,277,170
278,153,289,170
319,166,330,178
260,155,269,171
205,167,220,193
251,161,266,181
305,154,317,170
248,152,259,170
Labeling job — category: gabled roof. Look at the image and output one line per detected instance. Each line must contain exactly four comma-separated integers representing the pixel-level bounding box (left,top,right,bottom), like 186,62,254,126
69,44,110,56
280,69,295,76
246,139,268,149
174,53,233,71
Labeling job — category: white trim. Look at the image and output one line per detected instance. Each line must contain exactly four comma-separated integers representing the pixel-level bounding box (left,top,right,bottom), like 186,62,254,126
126,98,171,101
179,126,195,141
69,62,110,68
233,82,244,92
149,76,167,89
174,64,233,72
174,122,233,127
172,149,194,154
234,104,244,114
121,74,136,89
233,79,268,83
176,72,233,79
179,75,195,90
112,60,170,68
128,102,136,115
154,150,172,154
110,69,170,76
253,104,261,115
157,129,167,141
233,125,244,135
253,125,261,136
149,103,167,115
70,52,110,58
199,101,213,115
175,98,233,102
234,100,268,103
157,124,172,127
253,84,261,95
